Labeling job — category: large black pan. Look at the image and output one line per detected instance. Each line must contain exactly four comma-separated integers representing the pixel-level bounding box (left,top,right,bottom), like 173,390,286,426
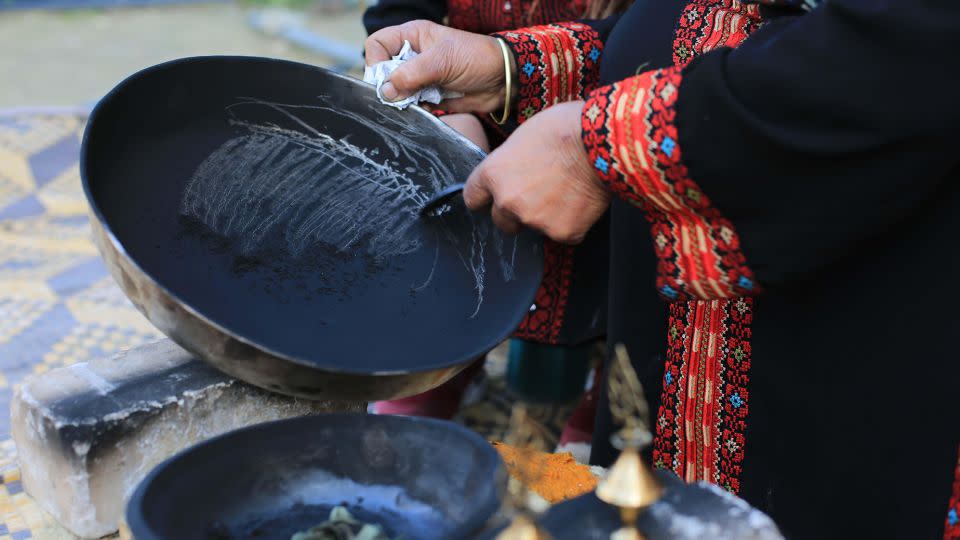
124,413,507,540
81,57,543,400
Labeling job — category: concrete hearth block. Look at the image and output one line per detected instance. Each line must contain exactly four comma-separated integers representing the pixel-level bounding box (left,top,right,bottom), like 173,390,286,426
11,339,365,538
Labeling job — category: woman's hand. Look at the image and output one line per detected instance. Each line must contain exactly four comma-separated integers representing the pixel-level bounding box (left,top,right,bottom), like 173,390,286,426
463,101,610,244
439,113,491,152
365,20,508,113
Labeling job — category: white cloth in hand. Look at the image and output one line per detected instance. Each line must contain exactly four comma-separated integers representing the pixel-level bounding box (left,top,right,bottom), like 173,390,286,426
363,40,463,109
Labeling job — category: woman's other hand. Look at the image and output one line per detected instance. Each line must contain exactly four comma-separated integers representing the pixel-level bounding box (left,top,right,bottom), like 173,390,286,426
365,20,507,113
440,113,491,152
463,101,609,244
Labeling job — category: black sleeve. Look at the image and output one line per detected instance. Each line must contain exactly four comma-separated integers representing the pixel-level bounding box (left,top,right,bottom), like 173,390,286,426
362,0,448,36
584,14,621,42
675,0,960,289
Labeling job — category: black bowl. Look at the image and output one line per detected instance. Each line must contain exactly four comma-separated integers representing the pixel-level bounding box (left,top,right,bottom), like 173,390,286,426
126,414,506,540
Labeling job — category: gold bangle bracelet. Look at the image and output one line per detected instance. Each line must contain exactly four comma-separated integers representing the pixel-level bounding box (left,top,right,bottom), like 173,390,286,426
490,37,512,125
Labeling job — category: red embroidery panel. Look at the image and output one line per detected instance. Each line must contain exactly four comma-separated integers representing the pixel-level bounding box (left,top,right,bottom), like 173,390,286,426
495,23,604,123
945,448,960,539
581,0,765,492
495,22,601,344
653,298,753,493
582,68,759,301
513,241,574,343
673,0,762,67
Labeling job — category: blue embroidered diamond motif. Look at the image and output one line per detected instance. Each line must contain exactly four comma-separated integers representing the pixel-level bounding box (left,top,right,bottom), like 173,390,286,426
594,156,609,173
738,276,754,290
665,372,673,385
950,508,959,527
523,62,536,77
660,285,678,299
729,392,744,409
660,137,676,157
588,48,600,62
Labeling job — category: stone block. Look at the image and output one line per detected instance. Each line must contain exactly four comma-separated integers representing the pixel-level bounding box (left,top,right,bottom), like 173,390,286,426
11,339,365,538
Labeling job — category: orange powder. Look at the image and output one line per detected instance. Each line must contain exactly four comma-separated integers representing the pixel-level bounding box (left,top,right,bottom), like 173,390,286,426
493,442,597,504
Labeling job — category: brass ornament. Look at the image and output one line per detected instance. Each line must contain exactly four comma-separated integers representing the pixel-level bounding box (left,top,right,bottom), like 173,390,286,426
496,512,552,540
596,344,664,540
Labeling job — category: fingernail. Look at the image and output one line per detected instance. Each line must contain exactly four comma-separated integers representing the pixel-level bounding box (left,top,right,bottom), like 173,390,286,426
381,81,399,101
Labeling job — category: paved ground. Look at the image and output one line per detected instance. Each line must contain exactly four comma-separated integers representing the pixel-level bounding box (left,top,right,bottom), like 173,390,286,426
0,2,367,108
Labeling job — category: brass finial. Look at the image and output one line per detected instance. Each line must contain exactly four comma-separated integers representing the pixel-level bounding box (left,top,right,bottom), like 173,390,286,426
595,344,663,540
496,512,551,540
495,404,553,540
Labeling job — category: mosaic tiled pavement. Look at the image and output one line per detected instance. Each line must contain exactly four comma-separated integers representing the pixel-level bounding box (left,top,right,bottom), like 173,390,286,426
0,113,166,441
0,112,166,538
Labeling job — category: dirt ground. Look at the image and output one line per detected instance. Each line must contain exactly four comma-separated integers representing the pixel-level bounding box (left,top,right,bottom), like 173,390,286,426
0,2,367,108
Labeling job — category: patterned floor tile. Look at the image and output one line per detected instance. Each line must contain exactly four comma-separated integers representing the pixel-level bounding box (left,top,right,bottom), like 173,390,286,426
35,165,85,217
27,136,79,189
0,116,80,156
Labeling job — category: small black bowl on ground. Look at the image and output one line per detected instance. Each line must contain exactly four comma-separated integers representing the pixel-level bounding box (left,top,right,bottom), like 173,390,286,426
126,413,506,540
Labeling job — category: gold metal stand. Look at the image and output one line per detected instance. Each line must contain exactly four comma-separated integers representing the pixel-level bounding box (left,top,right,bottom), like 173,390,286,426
496,511,551,540
595,345,664,540
497,343,663,540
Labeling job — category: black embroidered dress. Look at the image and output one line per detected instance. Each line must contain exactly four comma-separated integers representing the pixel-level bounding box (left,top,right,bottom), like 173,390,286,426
483,0,960,538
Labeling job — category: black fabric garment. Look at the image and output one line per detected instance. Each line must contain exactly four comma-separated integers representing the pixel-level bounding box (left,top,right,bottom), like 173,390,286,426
580,0,960,538
587,0,687,467
363,0,448,35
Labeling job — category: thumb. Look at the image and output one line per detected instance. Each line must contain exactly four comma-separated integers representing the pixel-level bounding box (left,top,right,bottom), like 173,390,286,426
381,45,453,102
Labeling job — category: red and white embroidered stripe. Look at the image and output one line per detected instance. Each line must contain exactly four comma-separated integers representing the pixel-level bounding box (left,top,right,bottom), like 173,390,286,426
579,0,764,497
653,298,753,493
945,448,960,539
582,68,758,301
673,0,763,67
495,23,603,123
494,22,603,343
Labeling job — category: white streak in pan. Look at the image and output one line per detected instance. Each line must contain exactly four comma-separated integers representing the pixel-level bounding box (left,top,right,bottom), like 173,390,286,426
180,97,517,317
411,241,439,292
494,233,519,282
